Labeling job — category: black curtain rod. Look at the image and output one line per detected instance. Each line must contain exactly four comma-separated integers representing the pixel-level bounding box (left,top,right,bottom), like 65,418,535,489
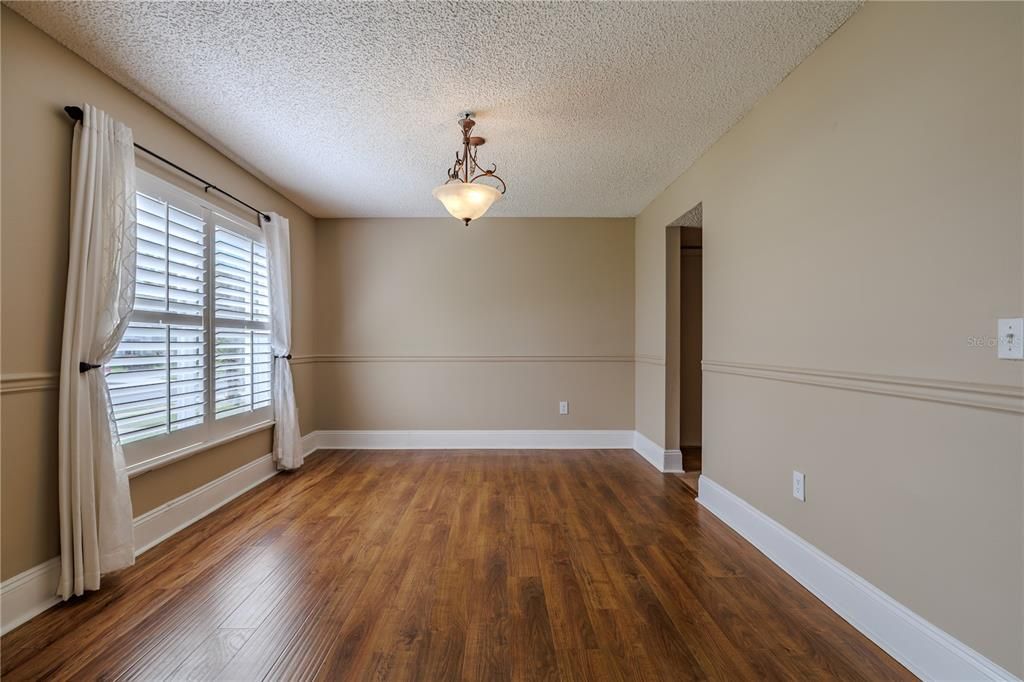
64,106,270,223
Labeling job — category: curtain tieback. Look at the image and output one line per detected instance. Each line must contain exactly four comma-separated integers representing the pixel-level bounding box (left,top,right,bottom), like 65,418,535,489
79,361,102,373
274,353,292,360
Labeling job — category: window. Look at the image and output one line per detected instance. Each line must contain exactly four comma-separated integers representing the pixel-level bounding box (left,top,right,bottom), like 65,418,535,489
212,226,272,418
107,172,272,472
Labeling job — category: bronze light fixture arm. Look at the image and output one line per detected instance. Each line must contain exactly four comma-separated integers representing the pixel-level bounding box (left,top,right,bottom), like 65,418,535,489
469,169,507,194
442,113,507,195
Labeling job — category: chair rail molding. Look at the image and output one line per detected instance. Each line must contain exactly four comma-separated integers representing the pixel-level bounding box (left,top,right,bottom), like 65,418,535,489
703,360,1024,414
634,353,666,366
290,354,634,364
0,371,59,395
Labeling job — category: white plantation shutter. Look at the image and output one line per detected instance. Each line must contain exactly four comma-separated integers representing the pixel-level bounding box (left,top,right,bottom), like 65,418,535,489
107,172,272,470
133,193,206,316
107,192,208,446
108,323,205,443
213,225,272,419
213,329,272,417
213,228,269,322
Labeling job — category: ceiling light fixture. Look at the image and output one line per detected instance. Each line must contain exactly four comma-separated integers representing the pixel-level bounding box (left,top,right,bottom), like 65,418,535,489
433,112,507,226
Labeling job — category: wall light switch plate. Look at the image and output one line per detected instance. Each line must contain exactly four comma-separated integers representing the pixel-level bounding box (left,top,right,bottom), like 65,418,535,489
792,471,805,502
998,318,1023,359
559,401,569,415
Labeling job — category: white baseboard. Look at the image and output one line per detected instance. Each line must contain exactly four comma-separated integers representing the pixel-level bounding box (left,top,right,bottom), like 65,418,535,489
314,429,636,451
632,431,684,473
133,453,278,555
697,476,1019,682
0,558,61,636
663,449,683,472
300,430,321,456
0,444,299,636
309,429,682,472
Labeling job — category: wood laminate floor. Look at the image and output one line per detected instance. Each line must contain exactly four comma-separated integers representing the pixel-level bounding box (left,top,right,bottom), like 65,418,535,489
1,450,912,681
677,472,700,496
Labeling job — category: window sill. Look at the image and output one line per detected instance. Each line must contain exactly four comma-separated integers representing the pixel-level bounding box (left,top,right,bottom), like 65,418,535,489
126,419,275,479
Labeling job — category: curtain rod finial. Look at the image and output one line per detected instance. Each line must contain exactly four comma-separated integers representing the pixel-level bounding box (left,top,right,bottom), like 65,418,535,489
64,105,84,122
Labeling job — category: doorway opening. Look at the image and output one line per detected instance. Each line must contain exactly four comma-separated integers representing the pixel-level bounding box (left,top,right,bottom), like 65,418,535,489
679,225,702,474
666,202,702,493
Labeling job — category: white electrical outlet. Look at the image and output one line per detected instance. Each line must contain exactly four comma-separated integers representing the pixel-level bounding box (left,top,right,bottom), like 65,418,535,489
998,318,1024,359
559,400,569,415
792,471,805,502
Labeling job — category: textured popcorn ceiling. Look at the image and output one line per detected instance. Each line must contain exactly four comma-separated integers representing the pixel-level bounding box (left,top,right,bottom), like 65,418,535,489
10,1,859,218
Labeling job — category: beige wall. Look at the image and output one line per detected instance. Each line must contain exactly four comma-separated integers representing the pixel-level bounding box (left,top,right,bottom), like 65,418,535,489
312,218,635,430
0,7,317,580
635,2,1023,674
